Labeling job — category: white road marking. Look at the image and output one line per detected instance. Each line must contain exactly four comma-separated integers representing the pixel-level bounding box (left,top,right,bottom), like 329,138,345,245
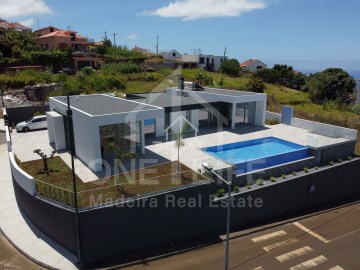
290,255,329,270
251,230,287,243
276,246,314,263
253,267,264,270
262,238,298,253
330,227,360,242
293,222,330,243
328,266,344,270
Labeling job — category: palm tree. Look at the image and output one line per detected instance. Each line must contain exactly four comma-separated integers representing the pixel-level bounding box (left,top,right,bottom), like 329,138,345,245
108,143,137,191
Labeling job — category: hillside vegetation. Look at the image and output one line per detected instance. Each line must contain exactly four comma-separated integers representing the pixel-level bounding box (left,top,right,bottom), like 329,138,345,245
0,66,359,153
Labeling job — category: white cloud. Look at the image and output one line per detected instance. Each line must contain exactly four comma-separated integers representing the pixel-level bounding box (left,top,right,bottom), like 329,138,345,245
127,33,139,41
142,0,271,20
0,0,52,19
20,19,35,27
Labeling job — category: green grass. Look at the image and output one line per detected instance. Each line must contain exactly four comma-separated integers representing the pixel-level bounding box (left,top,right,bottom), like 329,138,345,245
19,157,206,208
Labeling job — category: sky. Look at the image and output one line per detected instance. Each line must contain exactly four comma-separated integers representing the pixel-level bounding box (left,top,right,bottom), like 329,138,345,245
1,0,360,73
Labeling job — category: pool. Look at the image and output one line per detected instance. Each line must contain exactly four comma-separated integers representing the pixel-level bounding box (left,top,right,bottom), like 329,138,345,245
202,137,310,174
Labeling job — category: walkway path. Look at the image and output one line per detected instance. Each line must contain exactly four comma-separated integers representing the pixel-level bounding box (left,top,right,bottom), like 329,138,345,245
0,135,78,270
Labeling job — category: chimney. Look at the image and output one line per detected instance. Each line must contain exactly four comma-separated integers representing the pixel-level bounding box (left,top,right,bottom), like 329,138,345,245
178,75,184,90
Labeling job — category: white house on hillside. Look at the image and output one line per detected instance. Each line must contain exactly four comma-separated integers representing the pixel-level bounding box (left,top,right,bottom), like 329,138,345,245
181,54,227,71
240,59,267,73
198,55,226,72
160,49,182,61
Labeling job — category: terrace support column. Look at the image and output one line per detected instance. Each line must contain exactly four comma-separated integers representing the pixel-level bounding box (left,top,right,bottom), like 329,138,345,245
140,120,145,155
231,103,236,129
155,117,165,137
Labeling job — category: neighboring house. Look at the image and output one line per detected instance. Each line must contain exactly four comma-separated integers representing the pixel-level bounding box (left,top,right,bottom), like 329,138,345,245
181,54,226,71
0,19,32,33
181,54,199,69
240,59,267,73
198,55,226,72
47,87,266,172
132,46,149,53
160,49,182,61
34,27,100,69
33,26,60,38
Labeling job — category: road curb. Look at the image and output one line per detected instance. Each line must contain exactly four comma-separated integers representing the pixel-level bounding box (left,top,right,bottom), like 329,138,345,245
0,226,60,270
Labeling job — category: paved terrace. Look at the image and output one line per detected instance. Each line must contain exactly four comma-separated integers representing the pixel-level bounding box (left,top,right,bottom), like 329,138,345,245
11,130,99,182
146,124,351,173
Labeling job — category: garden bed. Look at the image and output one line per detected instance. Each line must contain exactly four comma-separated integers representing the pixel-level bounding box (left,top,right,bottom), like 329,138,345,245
19,157,207,208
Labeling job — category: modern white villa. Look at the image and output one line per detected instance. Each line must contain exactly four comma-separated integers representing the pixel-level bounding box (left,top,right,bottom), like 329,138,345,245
47,87,267,172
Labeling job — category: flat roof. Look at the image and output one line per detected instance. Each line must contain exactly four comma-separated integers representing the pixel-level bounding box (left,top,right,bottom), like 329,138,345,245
129,92,214,108
52,94,160,116
204,88,259,96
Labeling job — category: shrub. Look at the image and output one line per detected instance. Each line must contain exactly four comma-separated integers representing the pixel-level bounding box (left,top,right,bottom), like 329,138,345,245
304,167,309,173
270,176,277,182
102,63,141,74
256,178,264,186
215,188,225,197
292,171,297,176
347,156,353,160
245,184,252,190
81,66,95,76
232,185,240,193
282,174,287,179
329,161,334,166
314,166,319,170
337,158,343,163
245,78,266,93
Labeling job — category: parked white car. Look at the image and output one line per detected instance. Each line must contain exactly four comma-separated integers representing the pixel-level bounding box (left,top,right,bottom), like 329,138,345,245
16,115,48,132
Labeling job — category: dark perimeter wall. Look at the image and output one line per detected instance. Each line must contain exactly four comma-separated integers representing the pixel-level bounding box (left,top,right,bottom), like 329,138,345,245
12,158,360,263
6,105,50,126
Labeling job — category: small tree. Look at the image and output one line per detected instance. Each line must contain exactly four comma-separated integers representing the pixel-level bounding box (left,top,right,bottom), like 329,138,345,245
174,125,188,174
33,149,56,175
221,59,240,77
108,143,137,190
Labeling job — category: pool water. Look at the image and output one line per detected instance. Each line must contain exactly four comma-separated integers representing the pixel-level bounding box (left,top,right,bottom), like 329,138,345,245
202,137,310,174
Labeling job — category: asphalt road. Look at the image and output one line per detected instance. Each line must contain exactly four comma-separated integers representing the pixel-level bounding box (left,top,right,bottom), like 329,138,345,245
123,201,360,270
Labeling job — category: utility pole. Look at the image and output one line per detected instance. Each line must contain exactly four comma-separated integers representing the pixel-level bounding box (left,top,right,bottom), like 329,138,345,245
156,35,159,56
113,33,117,47
37,18,40,30
104,31,107,40
223,46,227,60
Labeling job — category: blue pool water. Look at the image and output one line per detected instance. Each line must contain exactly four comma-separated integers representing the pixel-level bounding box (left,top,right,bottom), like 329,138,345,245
202,137,310,174
144,119,155,126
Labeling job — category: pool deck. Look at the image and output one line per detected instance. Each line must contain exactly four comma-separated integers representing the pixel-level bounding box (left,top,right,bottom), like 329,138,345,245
146,124,351,173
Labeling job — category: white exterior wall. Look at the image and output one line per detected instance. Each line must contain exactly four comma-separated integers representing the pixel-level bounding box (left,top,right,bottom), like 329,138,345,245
9,152,35,195
46,111,66,151
254,100,266,126
190,109,199,131
156,117,165,137
169,111,186,133
243,60,267,73
198,55,226,71
49,96,165,172
163,50,182,60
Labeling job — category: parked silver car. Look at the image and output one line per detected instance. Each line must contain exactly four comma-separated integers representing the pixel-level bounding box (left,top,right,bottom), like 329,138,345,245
16,115,48,132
